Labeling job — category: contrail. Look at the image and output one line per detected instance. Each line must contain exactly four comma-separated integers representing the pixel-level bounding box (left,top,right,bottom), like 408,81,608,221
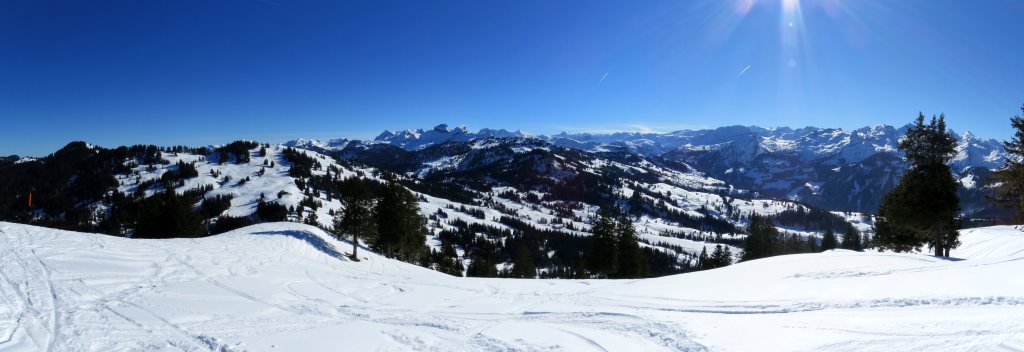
738,65,752,77
598,72,609,84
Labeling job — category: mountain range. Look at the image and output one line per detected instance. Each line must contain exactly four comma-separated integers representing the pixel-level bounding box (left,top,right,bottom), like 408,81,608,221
0,122,1007,279
287,123,1006,219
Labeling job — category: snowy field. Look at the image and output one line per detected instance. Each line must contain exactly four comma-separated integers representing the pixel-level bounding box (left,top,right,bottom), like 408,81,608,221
1,222,1023,351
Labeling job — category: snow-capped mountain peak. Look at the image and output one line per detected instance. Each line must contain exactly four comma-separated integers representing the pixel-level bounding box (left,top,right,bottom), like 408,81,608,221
284,123,1006,216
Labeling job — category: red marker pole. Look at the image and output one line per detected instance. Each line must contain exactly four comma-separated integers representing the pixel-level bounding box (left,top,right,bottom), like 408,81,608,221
28,192,32,208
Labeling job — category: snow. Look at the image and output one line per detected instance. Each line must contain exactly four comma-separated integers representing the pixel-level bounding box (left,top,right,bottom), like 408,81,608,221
114,145,376,230
952,225,1024,259
2,221,1024,351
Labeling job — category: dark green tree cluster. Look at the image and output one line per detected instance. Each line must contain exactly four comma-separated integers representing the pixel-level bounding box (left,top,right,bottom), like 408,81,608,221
585,210,650,278
774,206,860,234
839,224,864,251
200,194,233,218
256,200,289,222
820,228,838,251
160,160,199,188
282,147,322,179
697,244,732,270
208,215,254,234
133,190,206,238
373,180,430,262
989,104,1024,223
437,217,587,279
741,215,780,261
428,242,464,277
509,242,536,278
215,140,260,164
331,178,429,264
874,113,961,256
741,215,824,261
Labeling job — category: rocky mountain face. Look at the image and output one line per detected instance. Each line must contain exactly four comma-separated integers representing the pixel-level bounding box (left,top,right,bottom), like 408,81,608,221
289,123,1007,219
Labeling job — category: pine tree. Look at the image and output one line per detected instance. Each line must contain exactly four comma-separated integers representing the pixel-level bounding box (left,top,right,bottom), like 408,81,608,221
614,216,648,278
784,234,803,254
335,184,376,261
134,190,205,238
511,242,535,278
741,215,779,261
875,113,961,256
708,244,732,269
432,242,464,277
466,251,498,277
586,210,619,278
840,226,862,251
821,228,838,251
990,104,1024,223
805,234,819,253
304,211,319,227
697,246,709,270
373,180,429,263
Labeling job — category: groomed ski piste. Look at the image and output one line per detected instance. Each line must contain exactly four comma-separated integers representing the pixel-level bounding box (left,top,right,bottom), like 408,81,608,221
1,222,1023,351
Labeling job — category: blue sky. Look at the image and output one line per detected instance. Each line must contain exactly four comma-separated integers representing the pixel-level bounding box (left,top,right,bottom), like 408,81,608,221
2,0,1023,156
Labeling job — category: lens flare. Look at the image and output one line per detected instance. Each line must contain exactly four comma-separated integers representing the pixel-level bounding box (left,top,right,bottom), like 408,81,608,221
781,0,801,12
735,0,757,16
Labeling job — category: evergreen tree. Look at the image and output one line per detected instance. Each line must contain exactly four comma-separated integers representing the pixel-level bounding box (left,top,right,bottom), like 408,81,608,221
335,184,376,261
784,234,803,254
990,104,1024,223
256,200,288,222
373,180,429,263
821,228,838,251
432,242,464,277
304,210,319,226
708,244,732,269
511,242,536,278
466,252,498,277
613,216,648,278
741,215,779,261
840,226,862,251
872,207,919,252
875,113,961,256
805,234,819,253
134,191,204,238
697,246,709,270
586,210,619,278
443,242,464,277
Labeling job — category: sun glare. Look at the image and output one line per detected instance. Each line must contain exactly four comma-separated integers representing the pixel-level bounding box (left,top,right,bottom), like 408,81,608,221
781,0,801,12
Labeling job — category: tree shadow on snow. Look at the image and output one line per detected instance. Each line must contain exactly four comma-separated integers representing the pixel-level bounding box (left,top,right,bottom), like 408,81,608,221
251,230,365,262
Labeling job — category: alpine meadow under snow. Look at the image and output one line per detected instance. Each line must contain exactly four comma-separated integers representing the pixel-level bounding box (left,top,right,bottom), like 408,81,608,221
1,221,1023,351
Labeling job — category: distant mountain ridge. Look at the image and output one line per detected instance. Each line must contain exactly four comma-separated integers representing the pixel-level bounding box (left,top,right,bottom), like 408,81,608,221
287,123,1006,217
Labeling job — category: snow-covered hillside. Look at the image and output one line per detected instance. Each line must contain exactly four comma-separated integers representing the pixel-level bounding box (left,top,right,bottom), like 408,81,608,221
289,124,1006,217
2,222,1022,351
115,141,843,268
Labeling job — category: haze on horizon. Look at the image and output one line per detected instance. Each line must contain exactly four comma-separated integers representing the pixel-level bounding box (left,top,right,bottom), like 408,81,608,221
2,0,1023,156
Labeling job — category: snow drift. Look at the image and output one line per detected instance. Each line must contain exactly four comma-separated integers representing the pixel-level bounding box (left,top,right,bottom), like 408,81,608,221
1,222,1023,351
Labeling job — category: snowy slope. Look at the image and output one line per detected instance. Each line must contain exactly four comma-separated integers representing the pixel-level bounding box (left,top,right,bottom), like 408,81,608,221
113,143,742,265
2,222,1023,351
952,225,1024,260
115,144,372,230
